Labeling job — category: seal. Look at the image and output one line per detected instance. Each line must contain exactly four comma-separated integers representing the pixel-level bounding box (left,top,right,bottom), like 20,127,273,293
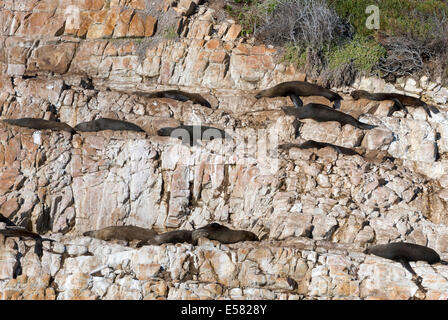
74,118,145,132
140,90,211,108
255,81,343,109
365,242,442,276
191,223,259,244
350,90,439,117
0,227,55,258
281,103,377,130
279,140,361,156
157,125,232,146
83,226,158,242
2,118,76,133
136,230,193,247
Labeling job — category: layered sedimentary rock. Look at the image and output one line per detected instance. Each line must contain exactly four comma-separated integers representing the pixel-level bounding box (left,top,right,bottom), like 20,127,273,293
1,0,448,300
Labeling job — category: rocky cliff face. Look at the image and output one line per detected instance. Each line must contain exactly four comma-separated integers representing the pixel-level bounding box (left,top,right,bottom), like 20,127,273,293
1,0,448,300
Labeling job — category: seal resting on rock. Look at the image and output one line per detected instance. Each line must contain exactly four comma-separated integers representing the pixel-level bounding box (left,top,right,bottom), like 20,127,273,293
139,90,212,108
157,125,232,146
2,118,76,133
74,118,145,132
350,90,439,117
192,223,259,244
136,230,193,247
0,227,55,258
279,140,361,156
365,242,445,276
255,81,343,109
281,103,377,130
83,226,158,242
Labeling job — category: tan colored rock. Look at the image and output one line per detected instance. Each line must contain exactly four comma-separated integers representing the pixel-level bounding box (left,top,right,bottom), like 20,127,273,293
127,13,145,37
27,43,76,74
0,198,19,218
113,8,134,37
224,24,242,41
144,16,157,37
361,128,394,150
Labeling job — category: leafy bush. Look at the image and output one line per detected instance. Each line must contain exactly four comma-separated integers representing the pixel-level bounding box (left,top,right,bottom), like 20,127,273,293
228,0,448,84
330,0,448,38
327,36,386,73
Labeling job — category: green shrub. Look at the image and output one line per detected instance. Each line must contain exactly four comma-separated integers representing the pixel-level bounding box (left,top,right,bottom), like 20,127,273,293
327,36,386,74
329,0,448,38
280,43,307,68
163,26,178,39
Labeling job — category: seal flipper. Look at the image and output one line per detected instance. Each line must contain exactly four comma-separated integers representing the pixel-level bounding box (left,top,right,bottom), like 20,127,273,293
391,98,409,114
356,122,377,130
333,99,341,110
292,119,302,138
34,238,43,258
289,94,303,108
422,105,433,117
429,105,440,114
136,240,146,248
399,259,417,276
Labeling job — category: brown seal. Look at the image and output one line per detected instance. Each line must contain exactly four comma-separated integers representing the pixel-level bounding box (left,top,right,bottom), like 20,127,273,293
350,90,439,117
365,242,443,276
2,118,76,133
136,230,193,247
157,125,232,146
0,227,55,258
255,81,343,109
74,118,145,132
279,140,361,156
139,90,211,108
83,226,157,242
281,103,377,130
191,223,259,244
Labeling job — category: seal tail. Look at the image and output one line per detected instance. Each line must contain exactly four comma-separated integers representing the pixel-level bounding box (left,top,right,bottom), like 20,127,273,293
357,122,377,130
255,92,263,99
429,105,440,114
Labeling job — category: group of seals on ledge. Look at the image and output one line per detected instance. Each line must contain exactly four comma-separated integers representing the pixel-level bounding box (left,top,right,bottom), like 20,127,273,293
256,80,446,278
1,89,231,147
2,117,231,147
2,117,146,134
255,80,440,158
83,222,259,247
2,82,445,282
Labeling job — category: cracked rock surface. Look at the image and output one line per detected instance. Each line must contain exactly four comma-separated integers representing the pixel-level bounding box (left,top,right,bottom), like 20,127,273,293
1,0,448,300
